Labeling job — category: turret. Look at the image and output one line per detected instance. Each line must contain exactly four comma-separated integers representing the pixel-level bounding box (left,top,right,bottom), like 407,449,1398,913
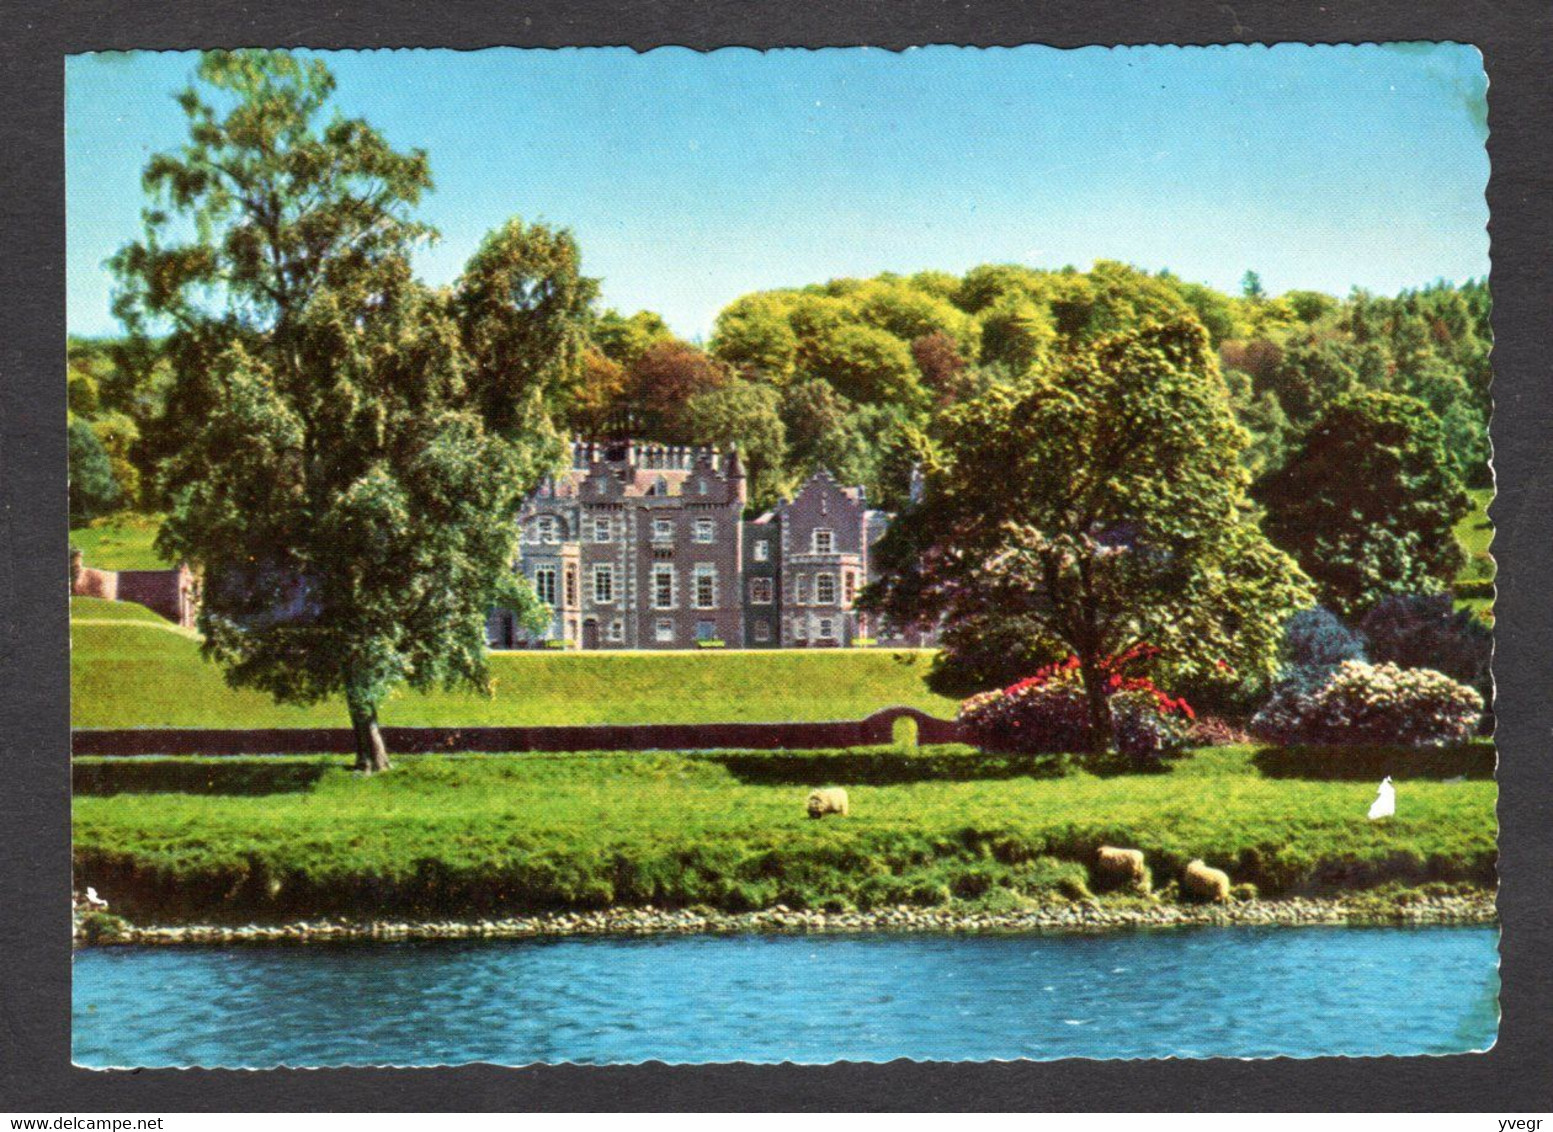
726,447,748,506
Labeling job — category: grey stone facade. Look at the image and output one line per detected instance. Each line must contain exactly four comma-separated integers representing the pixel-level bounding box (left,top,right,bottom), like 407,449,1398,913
488,440,935,650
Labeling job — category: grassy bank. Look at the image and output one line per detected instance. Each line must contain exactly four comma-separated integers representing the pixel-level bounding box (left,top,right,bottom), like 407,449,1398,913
1454,487,1495,617
73,744,1496,924
69,513,171,570
71,599,954,727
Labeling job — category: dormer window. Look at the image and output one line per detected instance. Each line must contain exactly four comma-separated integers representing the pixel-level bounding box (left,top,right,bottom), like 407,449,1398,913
535,516,559,545
697,480,708,496
653,476,669,496
813,528,834,554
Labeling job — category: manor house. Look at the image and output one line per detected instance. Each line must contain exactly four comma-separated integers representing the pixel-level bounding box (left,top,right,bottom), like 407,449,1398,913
487,440,932,650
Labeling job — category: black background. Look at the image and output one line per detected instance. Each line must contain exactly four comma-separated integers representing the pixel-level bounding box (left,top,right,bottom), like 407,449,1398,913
3,0,1549,1112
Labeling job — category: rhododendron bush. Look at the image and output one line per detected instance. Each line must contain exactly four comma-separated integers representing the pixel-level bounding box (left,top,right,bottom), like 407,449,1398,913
1249,660,1482,747
958,651,1195,760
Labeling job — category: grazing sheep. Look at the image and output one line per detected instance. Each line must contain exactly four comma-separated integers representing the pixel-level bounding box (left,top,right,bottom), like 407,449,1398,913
1180,859,1232,904
1093,846,1151,894
806,787,849,819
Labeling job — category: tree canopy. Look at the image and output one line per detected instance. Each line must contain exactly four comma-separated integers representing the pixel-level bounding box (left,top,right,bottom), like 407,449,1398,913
863,319,1312,753
1255,390,1471,619
111,50,590,770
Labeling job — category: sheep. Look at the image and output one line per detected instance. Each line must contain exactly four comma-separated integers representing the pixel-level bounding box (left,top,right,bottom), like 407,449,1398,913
1093,846,1151,894
1180,858,1232,904
806,787,849,819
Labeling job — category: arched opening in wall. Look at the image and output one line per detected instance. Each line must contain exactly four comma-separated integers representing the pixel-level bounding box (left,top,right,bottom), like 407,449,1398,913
892,715,919,751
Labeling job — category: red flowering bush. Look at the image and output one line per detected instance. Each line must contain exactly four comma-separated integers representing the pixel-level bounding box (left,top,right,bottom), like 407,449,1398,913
957,649,1195,760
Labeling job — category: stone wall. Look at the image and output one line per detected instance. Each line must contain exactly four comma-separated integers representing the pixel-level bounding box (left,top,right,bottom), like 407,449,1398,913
70,550,197,628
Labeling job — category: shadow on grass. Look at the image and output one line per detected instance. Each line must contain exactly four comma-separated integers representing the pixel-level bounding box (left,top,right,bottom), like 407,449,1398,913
706,746,1136,786
73,759,330,796
1251,741,1495,781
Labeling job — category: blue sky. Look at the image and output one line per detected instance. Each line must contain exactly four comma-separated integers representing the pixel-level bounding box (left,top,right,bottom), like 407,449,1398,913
65,44,1489,341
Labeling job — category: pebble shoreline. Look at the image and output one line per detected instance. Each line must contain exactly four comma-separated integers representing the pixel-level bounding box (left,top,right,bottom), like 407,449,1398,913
76,892,1496,946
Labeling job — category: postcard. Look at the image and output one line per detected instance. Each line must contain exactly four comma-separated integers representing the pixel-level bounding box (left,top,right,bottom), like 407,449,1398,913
66,43,1495,1067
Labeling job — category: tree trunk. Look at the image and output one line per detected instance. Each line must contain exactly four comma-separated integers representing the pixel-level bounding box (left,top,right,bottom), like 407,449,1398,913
1080,658,1113,756
350,702,391,774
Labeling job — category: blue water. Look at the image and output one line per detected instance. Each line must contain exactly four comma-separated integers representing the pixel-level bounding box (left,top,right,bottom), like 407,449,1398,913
73,925,1498,1066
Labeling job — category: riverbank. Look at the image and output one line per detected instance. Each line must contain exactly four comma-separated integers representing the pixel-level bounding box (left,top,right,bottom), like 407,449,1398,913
75,889,1495,946
73,746,1498,925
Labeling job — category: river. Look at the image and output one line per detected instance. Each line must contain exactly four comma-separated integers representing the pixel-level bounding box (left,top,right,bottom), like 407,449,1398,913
73,924,1498,1066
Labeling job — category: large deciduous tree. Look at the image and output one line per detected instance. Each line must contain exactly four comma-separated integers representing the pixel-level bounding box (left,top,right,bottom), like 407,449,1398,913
68,416,122,523
111,50,590,771
863,319,1311,754
678,378,790,509
621,339,729,442
1254,390,1470,619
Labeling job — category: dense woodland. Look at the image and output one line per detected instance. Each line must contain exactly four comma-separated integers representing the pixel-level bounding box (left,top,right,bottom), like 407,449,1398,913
71,261,1491,521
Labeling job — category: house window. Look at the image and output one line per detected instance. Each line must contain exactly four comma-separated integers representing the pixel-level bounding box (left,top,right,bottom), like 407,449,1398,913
813,528,834,554
608,620,624,642
593,564,614,604
794,576,808,605
750,577,773,605
693,566,716,609
565,566,577,607
655,618,675,643
694,518,714,543
753,539,769,562
697,480,708,495
793,618,807,641
816,573,837,605
696,620,717,641
652,475,668,496
818,618,835,639
653,565,676,609
535,516,559,545
533,567,557,606
754,620,771,642
593,517,612,543
844,572,857,603
652,517,674,541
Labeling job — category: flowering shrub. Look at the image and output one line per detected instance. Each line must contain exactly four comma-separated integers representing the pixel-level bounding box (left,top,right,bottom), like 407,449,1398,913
1249,660,1483,747
957,652,1195,760
1185,715,1254,747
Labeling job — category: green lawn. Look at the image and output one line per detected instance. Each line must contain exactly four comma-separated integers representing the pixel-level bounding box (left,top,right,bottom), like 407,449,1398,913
72,744,1497,922
71,600,955,728
71,596,180,625
71,488,1494,729
69,513,171,570
1453,487,1495,618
